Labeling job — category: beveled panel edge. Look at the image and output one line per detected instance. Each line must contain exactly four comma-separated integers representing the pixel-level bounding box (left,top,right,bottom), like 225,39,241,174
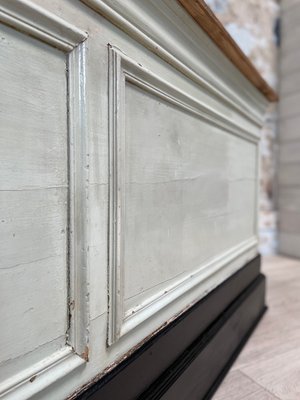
0,0,87,52
69,255,264,400
0,348,84,400
121,238,258,338
81,0,268,127
0,4,89,398
67,41,90,361
107,45,259,345
118,46,261,143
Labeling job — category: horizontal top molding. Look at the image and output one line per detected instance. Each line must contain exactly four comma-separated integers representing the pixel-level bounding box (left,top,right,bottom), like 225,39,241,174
178,0,278,102
0,0,87,52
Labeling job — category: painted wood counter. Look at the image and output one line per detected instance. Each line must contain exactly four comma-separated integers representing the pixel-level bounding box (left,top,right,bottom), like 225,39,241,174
0,1,276,399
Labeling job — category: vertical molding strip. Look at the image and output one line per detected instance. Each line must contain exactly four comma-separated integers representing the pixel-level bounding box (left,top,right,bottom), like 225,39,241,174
107,46,259,346
68,41,90,359
0,1,89,397
108,45,125,345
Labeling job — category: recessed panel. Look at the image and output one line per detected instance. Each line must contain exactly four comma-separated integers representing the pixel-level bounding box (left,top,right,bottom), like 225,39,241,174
0,24,68,364
123,82,257,314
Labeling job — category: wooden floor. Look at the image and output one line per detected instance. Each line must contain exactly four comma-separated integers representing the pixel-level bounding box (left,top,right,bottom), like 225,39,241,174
212,255,300,400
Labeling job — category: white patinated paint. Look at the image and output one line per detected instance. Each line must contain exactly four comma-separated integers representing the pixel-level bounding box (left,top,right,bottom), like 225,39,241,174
0,1,88,399
106,46,259,343
0,0,269,398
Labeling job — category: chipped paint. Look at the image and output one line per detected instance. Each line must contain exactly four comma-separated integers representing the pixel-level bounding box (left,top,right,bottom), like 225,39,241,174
66,295,207,400
29,375,37,383
81,345,89,362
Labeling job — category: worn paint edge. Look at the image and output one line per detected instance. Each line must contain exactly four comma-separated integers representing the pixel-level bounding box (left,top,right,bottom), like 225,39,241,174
107,45,259,345
67,40,90,358
81,0,267,127
120,51,260,142
138,276,267,399
0,5,89,398
120,238,258,338
67,255,262,399
0,347,84,400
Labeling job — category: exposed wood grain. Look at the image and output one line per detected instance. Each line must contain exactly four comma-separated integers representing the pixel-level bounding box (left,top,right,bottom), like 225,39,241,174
177,0,278,102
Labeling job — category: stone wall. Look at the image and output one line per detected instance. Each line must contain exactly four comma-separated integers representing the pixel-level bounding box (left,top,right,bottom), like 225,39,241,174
207,0,279,254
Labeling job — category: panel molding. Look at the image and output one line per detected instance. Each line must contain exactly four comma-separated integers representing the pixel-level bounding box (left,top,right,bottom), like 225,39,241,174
68,41,90,360
0,348,83,400
0,1,88,398
70,256,265,400
108,45,259,345
110,47,260,143
0,0,87,51
82,0,266,127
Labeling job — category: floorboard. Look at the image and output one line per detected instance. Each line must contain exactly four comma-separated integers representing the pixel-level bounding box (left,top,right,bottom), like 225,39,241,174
212,255,300,400
213,370,279,400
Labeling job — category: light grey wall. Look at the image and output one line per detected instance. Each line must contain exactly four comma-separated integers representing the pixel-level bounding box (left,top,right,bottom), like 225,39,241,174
278,1,300,257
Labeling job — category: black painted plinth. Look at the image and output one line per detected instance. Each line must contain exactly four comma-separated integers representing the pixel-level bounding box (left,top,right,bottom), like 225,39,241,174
74,255,266,400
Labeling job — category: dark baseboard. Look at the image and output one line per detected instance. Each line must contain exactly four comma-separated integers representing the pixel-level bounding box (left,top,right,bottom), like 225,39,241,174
76,255,266,400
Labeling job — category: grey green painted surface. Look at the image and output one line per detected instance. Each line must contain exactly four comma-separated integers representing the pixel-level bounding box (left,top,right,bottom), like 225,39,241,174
207,0,279,255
